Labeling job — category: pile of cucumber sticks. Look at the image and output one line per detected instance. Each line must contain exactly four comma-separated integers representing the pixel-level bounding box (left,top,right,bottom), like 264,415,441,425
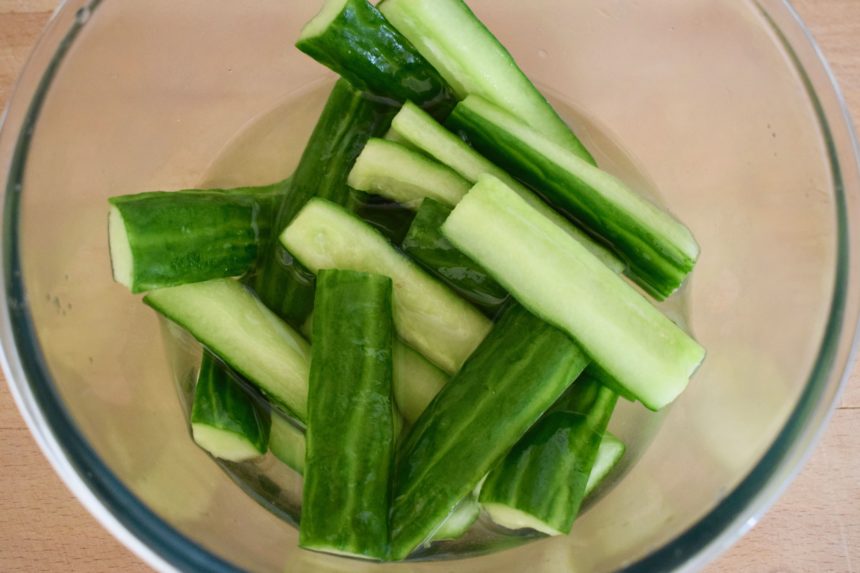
108,0,704,561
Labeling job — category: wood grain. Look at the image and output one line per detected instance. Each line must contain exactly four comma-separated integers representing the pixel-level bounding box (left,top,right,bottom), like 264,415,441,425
0,2,858,572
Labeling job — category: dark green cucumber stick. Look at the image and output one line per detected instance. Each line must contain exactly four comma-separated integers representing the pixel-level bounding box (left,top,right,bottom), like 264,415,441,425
480,376,617,536
389,304,589,560
300,270,395,560
301,309,447,429
254,79,396,326
441,176,705,410
270,407,479,544
190,354,270,463
447,96,700,299
108,180,288,293
297,0,454,113
402,198,508,315
378,0,594,162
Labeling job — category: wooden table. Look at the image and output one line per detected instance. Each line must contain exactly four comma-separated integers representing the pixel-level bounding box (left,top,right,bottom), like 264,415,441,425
0,1,858,571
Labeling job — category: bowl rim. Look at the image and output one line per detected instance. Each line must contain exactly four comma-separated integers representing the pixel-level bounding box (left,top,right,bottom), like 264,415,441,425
0,1,857,572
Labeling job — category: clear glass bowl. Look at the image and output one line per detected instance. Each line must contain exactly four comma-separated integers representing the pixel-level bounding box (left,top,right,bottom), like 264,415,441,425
1,1,858,572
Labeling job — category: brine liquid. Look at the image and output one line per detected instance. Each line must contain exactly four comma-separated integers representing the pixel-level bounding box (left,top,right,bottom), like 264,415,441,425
161,79,694,559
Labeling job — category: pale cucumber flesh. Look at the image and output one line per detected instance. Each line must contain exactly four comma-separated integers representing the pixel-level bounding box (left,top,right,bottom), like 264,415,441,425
348,138,471,208
378,0,594,161
269,416,306,474
442,176,705,410
144,279,311,421
281,198,491,374
387,102,624,273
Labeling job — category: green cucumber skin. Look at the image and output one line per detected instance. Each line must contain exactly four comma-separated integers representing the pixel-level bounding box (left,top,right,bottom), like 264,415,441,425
281,198,491,375
389,304,589,560
297,0,453,112
254,79,397,327
190,354,271,459
300,270,395,560
387,102,625,273
348,138,472,208
269,415,306,475
480,377,617,535
584,432,626,498
402,198,508,315
447,96,699,299
442,176,705,411
144,279,311,421
108,181,287,293
378,0,594,162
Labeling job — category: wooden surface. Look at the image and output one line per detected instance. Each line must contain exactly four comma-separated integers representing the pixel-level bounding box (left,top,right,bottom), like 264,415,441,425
0,1,858,571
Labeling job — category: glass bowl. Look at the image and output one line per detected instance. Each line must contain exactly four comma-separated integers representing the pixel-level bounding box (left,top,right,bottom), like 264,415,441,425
1,1,858,571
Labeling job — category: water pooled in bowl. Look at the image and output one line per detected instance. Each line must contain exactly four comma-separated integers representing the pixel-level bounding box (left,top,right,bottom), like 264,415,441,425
156,80,695,559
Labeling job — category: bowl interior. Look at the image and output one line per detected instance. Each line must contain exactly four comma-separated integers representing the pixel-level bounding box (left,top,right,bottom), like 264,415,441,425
5,1,856,571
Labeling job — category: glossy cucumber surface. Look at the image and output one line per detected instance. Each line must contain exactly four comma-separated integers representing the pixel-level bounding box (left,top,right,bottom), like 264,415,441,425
300,270,395,560
298,0,453,112
109,181,287,293
389,304,589,559
480,376,617,535
378,0,594,161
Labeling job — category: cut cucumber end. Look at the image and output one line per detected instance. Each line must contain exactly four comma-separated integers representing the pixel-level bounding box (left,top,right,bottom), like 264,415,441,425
108,206,134,291
298,0,349,41
192,423,264,463
482,503,562,537
432,498,481,541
